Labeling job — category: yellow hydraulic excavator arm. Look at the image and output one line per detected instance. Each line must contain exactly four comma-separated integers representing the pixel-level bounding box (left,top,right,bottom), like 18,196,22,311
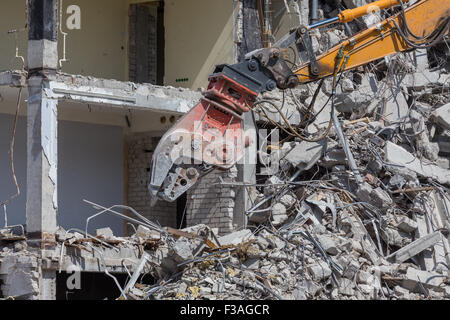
295,0,450,84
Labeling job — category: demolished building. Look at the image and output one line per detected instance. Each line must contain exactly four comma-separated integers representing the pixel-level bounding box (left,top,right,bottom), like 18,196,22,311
0,0,449,300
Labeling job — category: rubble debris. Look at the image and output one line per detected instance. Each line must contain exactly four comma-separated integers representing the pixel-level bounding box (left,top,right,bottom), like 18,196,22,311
385,142,450,186
283,140,327,170
433,103,450,130
386,231,444,264
96,227,114,240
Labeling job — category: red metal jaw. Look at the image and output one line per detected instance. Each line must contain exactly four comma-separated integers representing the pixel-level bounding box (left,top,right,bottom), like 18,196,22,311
149,74,257,203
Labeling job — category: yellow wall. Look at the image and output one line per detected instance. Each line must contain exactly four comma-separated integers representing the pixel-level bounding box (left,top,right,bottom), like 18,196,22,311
0,0,234,89
58,0,128,80
0,0,27,71
164,0,234,90
0,0,128,79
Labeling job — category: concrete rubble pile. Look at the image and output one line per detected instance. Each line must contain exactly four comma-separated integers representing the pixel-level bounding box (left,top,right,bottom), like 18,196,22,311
0,59,449,300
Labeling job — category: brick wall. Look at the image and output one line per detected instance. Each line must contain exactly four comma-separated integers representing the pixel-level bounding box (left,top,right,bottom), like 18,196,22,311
186,166,237,235
127,132,177,229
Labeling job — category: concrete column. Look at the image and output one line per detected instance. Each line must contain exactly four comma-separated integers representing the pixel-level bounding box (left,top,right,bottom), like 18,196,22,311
26,0,59,300
26,77,58,242
234,114,257,229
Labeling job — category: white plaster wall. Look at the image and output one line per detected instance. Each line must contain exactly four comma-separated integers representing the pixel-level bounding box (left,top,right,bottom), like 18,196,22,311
0,115,125,236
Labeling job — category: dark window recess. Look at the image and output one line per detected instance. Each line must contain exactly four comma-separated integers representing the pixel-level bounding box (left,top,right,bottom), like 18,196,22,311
56,271,154,300
129,2,164,85
176,192,187,229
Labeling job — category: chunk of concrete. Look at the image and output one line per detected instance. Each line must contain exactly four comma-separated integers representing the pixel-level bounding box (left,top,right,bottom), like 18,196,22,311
320,148,347,168
95,227,114,239
316,234,339,256
172,239,194,263
357,270,373,284
279,194,296,208
384,226,413,247
283,140,326,171
271,203,289,226
293,287,307,300
307,261,332,282
386,230,443,264
397,217,418,233
433,103,450,130
356,183,393,212
136,225,152,239
339,278,355,296
401,267,446,293
383,87,409,122
343,260,360,279
370,187,393,212
435,135,450,155
384,142,450,186
356,182,373,203
255,236,270,250
217,229,253,246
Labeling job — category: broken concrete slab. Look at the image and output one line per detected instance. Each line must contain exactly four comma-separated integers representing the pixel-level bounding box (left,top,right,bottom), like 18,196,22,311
307,261,332,282
339,278,355,296
396,217,418,233
217,229,254,246
356,182,393,212
172,239,194,264
50,72,203,114
283,140,327,171
384,142,450,186
316,234,339,256
433,103,450,130
95,227,114,239
0,70,27,87
386,230,443,264
401,267,447,293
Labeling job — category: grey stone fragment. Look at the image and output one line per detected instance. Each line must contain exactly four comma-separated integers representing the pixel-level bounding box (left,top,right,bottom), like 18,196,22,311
271,203,289,226
178,282,188,295
357,271,372,284
316,234,339,256
283,140,326,170
433,103,450,130
356,183,393,212
256,236,270,250
217,229,253,246
382,227,413,247
384,142,450,186
401,267,446,293
356,182,373,203
293,287,307,300
383,86,409,122
307,261,331,282
386,230,442,264
339,278,355,296
243,258,260,270
370,187,393,211
172,239,194,263
343,260,360,279
394,285,410,298
397,217,418,233
279,194,296,208
136,225,152,239
95,227,114,239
